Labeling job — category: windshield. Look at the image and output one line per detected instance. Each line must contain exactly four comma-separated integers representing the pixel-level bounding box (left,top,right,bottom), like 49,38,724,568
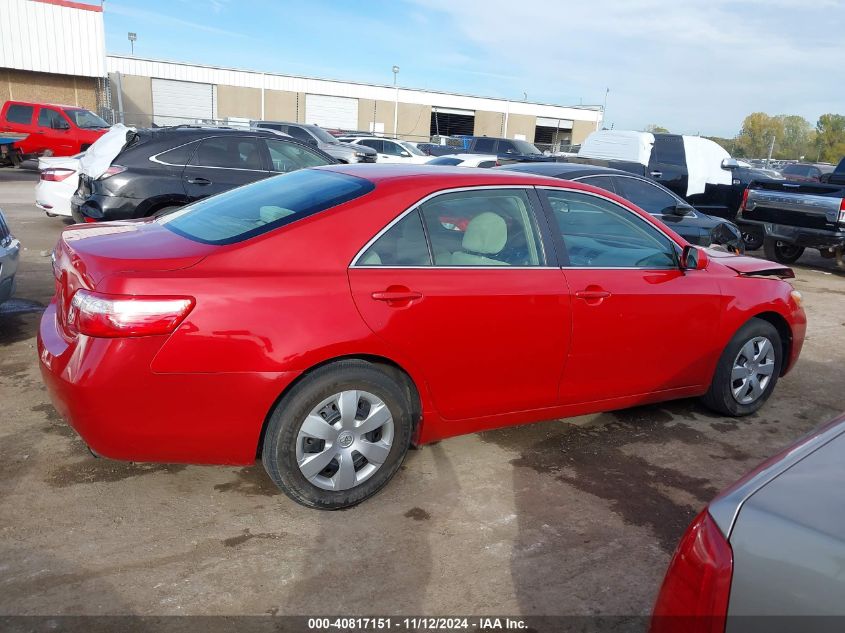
512,139,542,155
399,141,425,156
309,126,340,144
160,169,374,245
63,109,110,129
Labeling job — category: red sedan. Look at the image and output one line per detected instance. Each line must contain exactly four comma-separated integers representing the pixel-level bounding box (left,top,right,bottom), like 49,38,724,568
38,165,806,509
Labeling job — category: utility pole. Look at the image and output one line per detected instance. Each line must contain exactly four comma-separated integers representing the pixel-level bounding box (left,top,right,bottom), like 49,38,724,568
766,135,776,168
392,65,399,138
128,32,136,56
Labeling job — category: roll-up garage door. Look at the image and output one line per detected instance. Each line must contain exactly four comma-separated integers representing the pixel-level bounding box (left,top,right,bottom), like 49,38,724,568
430,107,475,137
534,117,574,148
152,79,215,127
305,94,358,130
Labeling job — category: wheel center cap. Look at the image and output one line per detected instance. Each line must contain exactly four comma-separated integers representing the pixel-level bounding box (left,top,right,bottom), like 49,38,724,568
337,431,354,448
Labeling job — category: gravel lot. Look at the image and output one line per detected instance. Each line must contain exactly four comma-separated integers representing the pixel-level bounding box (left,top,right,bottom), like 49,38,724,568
1,167,844,618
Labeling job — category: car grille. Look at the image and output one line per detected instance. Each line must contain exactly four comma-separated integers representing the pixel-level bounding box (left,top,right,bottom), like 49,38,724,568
358,155,377,163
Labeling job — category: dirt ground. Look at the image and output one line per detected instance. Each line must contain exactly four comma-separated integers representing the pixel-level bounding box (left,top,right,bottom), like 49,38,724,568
1,167,844,619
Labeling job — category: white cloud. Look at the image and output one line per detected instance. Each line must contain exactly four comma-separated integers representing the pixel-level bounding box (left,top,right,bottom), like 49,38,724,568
407,0,845,136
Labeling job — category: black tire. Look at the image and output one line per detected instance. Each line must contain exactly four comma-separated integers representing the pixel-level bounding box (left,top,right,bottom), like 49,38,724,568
741,227,764,251
701,317,783,416
261,360,413,509
763,236,804,264
149,205,181,218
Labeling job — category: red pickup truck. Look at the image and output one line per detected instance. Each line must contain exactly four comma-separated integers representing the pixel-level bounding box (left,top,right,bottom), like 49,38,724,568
0,101,110,159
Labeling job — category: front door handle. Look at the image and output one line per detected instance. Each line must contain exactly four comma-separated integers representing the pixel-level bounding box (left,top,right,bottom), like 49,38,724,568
371,290,423,302
187,177,212,185
650,171,663,178
576,287,611,305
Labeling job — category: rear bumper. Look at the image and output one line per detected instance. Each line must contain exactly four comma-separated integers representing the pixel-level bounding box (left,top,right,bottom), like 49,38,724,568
71,193,142,223
742,218,845,248
37,302,300,465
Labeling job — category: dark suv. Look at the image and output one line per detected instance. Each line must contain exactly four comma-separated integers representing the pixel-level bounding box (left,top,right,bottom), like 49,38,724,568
71,126,335,222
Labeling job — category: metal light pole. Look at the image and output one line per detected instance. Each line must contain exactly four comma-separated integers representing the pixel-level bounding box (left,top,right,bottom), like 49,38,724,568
128,32,137,55
392,65,399,138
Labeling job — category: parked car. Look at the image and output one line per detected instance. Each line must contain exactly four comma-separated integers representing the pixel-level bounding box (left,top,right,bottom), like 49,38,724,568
71,126,335,222
40,165,805,509
251,121,376,164
0,101,109,158
0,209,20,305
781,162,836,183
574,130,748,221
426,154,500,168
458,136,552,164
337,136,431,164
652,411,845,632
737,156,845,266
36,153,83,218
500,163,746,253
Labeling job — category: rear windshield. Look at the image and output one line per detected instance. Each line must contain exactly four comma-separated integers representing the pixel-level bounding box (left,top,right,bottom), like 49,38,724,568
159,169,374,245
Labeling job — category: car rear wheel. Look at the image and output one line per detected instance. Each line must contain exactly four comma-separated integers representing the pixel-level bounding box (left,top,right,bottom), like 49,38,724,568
701,318,782,416
261,360,413,509
741,227,764,251
763,237,804,264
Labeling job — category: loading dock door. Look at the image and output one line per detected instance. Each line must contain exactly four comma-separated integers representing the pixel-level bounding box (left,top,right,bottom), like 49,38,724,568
151,78,215,127
305,94,358,130
430,107,475,137
534,117,574,149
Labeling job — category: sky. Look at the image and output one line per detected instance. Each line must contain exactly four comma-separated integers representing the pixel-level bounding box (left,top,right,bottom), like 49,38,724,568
102,0,845,138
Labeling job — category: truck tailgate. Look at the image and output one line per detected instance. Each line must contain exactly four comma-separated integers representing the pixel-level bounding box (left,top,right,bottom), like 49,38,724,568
743,181,844,230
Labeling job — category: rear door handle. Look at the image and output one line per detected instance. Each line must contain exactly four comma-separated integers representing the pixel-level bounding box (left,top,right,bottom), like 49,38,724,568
371,290,423,302
187,177,211,185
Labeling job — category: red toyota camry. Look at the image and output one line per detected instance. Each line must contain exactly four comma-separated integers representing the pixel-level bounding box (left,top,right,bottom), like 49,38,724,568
39,165,806,509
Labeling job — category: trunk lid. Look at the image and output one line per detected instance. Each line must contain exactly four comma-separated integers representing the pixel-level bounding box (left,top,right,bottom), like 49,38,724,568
743,181,844,230
706,249,794,278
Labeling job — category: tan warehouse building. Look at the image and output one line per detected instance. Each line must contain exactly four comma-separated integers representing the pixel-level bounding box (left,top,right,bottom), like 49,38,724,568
2,0,602,147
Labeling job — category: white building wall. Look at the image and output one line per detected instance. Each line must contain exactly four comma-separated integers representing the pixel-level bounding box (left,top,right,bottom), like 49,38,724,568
107,55,602,125
0,0,106,78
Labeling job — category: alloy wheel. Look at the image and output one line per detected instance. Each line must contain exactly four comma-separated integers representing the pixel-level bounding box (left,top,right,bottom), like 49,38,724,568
295,390,394,491
731,336,776,405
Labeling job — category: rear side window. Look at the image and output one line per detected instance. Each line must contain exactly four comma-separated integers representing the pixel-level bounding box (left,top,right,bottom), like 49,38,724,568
190,137,264,170
156,141,200,165
5,104,33,125
473,138,496,153
160,169,374,245
651,135,685,167
358,210,432,266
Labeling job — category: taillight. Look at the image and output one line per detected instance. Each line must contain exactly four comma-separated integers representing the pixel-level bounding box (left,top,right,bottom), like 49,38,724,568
740,187,749,212
67,289,194,338
839,198,845,225
650,510,733,633
98,165,127,180
40,168,76,182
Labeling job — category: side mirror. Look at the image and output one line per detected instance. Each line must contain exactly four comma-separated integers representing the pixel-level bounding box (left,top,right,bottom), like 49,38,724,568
680,245,709,270
721,158,739,170
307,138,319,146
672,203,694,216
400,151,411,158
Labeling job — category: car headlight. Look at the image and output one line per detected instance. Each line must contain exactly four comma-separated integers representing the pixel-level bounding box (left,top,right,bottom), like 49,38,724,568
354,151,367,158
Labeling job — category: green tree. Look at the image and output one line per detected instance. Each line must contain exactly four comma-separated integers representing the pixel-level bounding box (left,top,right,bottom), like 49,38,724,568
777,115,814,160
644,124,670,133
816,114,845,163
705,136,738,155
735,112,783,158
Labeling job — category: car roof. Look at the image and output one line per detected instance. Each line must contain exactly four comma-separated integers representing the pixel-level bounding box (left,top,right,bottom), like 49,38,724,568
323,163,580,188
5,100,83,109
498,162,627,179
146,125,288,138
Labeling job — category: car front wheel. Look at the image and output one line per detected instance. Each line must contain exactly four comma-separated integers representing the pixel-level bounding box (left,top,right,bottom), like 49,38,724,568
701,317,783,416
262,360,413,509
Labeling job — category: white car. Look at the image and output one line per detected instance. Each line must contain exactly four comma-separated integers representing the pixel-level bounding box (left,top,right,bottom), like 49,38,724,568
338,136,431,164
426,154,500,168
35,153,83,218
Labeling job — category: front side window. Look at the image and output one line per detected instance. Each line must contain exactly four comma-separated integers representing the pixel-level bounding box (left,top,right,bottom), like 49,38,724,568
6,104,34,125
420,189,545,266
285,126,314,143
613,177,679,215
382,141,405,156
498,141,518,154
544,189,677,268
266,138,331,172
38,108,65,128
160,169,374,245
190,137,264,170
358,210,431,266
